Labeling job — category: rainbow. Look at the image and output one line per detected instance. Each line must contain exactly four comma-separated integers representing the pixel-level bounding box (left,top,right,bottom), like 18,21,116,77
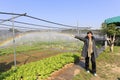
0,34,23,47
0,32,76,47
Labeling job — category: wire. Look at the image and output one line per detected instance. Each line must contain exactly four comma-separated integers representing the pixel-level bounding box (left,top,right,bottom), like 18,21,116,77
25,15,76,28
0,12,26,16
0,12,91,29
0,19,70,29
0,24,43,30
0,23,68,30
0,26,42,31
0,13,26,24
0,12,77,28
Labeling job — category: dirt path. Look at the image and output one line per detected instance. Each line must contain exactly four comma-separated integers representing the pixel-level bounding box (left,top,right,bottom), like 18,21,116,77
45,60,84,80
47,60,102,80
48,59,120,80
47,63,80,80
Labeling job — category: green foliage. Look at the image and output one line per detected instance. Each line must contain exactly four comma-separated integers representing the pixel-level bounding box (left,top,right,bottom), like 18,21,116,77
0,41,82,56
0,52,80,80
101,23,120,45
101,23,108,35
101,23,118,36
0,45,41,55
107,24,117,36
102,23,120,36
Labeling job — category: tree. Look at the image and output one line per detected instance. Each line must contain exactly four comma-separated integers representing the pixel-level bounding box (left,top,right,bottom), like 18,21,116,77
101,23,120,52
8,28,20,33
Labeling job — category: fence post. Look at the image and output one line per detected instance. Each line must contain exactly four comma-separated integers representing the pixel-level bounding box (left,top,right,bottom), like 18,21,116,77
12,16,17,68
105,34,107,49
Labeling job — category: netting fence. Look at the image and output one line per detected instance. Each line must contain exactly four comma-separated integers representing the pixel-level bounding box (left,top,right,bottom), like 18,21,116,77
0,12,88,71
0,12,95,68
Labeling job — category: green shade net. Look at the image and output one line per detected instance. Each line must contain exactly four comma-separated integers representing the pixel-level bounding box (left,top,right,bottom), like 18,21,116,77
104,16,120,24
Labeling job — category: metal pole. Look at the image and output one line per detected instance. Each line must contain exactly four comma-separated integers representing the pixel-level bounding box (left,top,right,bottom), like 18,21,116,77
104,23,108,49
105,34,107,49
77,21,79,35
12,16,17,67
0,13,26,24
76,21,80,50
49,29,52,48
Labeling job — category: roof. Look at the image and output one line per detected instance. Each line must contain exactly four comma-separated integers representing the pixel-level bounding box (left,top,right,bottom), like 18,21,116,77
104,16,120,24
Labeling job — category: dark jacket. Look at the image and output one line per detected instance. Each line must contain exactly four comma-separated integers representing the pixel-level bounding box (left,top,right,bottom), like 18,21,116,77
75,35,106,58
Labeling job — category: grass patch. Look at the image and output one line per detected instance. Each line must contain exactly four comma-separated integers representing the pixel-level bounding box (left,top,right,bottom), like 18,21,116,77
74,69,92,80
0,41,82,56
96,46,120,80
74,46,120,80
97,46,120,65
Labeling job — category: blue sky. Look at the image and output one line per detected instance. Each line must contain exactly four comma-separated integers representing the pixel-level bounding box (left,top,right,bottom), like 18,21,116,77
0,0,120,29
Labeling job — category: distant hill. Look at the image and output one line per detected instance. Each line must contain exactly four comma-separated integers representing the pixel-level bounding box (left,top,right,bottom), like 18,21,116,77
61,28,103,35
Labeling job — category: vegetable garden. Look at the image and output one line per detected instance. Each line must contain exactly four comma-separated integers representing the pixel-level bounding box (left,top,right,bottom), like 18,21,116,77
0,31,83,80
0,52,80,80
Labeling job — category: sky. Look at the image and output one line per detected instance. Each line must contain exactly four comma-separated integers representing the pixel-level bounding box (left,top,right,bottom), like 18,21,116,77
0,0,120,29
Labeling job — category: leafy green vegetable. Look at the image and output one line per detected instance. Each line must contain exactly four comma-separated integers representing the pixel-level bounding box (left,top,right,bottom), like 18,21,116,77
0,52,80,80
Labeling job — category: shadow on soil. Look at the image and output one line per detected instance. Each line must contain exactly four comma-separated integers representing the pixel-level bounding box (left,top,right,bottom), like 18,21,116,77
77,60,85,69
0,61,20,73
74,55,85,69
117,78,120,80
0,54,38,73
